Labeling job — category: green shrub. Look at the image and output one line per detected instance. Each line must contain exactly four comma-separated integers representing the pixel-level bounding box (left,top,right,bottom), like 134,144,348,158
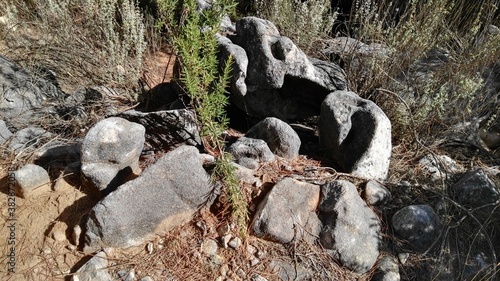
158,0,248,232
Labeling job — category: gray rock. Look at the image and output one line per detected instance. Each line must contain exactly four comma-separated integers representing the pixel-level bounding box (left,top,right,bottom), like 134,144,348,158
319,180,381,274
117,269,135,281
252,177,321,244
72,251,112,281
81,117,145,193
84,146,212,253
57,87,103,124
450,169,499,208
201,239,218,256
14,164,51,198
33,140,81,167
217,34,248,99
245,117,301,159
363,180,392,206
391,205,442,251
9,127,51,152
269,260,311,281
115,109,201,150
418,154,464,181
0,55,66,128
227,137,274,169
319,91,391,180
371,256,400,281
0,120,12,144
219,17,347,120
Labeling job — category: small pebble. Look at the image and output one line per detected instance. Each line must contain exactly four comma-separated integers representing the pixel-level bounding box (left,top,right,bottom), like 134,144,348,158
250,258,260,267
146,242,154,254
398,253,410,264
53,230,66,242
228,237,242,249
201,239,218,256
221,234,232,248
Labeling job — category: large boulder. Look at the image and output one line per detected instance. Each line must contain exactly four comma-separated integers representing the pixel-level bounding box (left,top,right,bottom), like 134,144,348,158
0,55,66,128
319,91,391,180
391,205,442,251
252,177,321,244
81,117,145,194
318,180,381,274
245,117,301,159
219,17,347,121
83,146,212,253
115,109,201,150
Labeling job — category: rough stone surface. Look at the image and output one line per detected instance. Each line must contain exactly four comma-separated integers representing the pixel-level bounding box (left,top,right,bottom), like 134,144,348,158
363,180,392,206
14,164,51,198
252,177,321,244
0,55,66,128
245,117,301,159
450,169,499,208
201,239,218,256
0,119,12,144
319,180,381,274
81,117,145,193
418,154,464,181
72,251,112,281
269,259,311,281
391,205,442,251
372,256,401,281
84,146,212,253
219,17,347,120
115,109,201,150
319,91,391,180
227,137,275,169
9,127,51,152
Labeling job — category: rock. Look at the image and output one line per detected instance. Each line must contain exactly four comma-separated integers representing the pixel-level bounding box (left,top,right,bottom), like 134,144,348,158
201,239,218,256
319,180,381,274
0,120,13,144
81,117,145,194
72,251,112,281
391,205,442,251
83,146,212,253
220,17,347,120
115,109,201,150
319,91,391,180
33,141,81,167
245,117,301,159
57,87,103,124
228,237,242,249
251,274,268,281
269,260,310,281
0,55,66,128
14,164,51,198
9,127,51,152
117,269,135,281
450,169,499,208
139,277,153,281
227,137,274,169
252,177,321,244
363,180,392,206
418,154,464,181
371,256,400,281
216,34,248,99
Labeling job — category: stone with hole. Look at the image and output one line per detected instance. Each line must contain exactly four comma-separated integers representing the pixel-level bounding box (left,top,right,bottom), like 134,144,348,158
319,91,391,180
